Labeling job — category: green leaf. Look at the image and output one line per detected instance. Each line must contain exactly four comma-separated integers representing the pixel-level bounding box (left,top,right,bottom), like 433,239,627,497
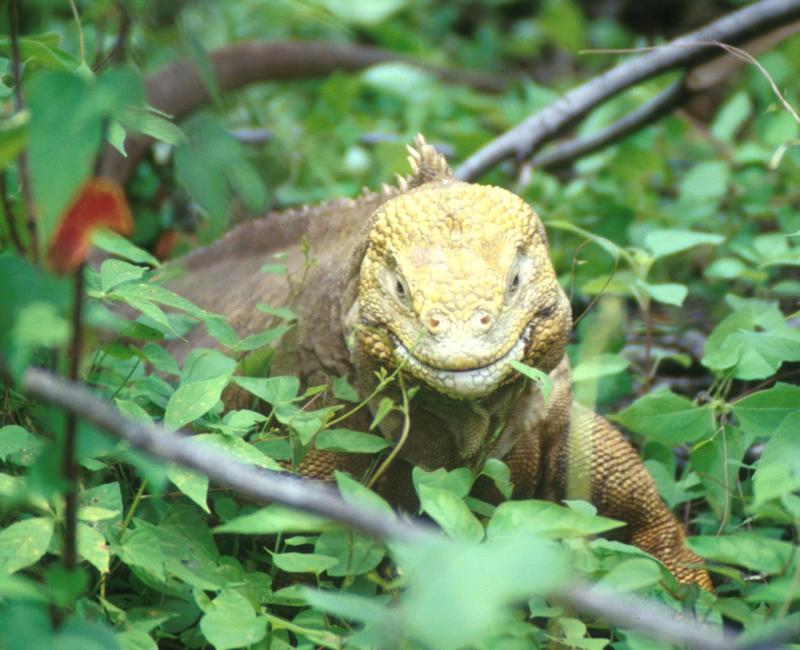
76,523,109,573
752,412,800,506
116,522,165,581
644,229,724,260
0,36,79,71
417,484,484,544
336,471,394,515
318,0,406,26
200,589,267,650
572,353,629,383
395,533,567,649
141,343,180,376
314,428,392,453
91,230,160,267
331,375,359,402
687,533,794,574
612,388,713,445
0,425,31,462
99,259,146,293
509,360,553,402
314,529,384,577
233,375,299,404
702,304,800,380
190,433,282,471
0,110,29,170
163,375,230,430
732,383,800,437
412,467,472,500
710,91,752,142
679,160,730,203
119,108,186,146
0,517,54,574
166,465,209,513
487,500,623,540
479,459,513,499
214,505,333,535
271,552,338,575
597,557,663,592
369,396,395,430
28,69,143,241
637,280,688,307
362,62,436,100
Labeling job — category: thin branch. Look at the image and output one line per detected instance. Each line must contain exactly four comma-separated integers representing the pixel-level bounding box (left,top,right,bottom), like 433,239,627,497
15,366,752,649
62,265,86,570
560,584,737,650
68,0,85,64
8,0,39,262
98,40,507,184
532,77,690,170
0,171,26,255
21,366,431,545
456,0,800,181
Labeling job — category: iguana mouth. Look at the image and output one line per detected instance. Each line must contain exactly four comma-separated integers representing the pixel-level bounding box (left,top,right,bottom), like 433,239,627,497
390,323,533,399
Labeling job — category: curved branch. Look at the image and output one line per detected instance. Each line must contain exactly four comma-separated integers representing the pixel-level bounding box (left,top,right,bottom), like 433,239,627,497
532,77,690,170
99,40,506,184
456,0,800,181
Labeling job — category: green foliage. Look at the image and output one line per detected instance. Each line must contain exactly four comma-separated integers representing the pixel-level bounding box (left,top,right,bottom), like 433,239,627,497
1,1,800,649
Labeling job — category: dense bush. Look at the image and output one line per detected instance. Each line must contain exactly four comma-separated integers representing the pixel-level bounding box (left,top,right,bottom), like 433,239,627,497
1,1,799,648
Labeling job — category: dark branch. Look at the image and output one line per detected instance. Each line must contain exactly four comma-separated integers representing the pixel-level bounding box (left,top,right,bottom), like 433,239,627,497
17,365,742,650
561,585,734,650
22,366,430,545
532,77,690,171
456,0,800,181
99,40,506,185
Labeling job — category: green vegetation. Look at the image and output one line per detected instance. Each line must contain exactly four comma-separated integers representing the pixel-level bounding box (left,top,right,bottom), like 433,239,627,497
1,1,799,648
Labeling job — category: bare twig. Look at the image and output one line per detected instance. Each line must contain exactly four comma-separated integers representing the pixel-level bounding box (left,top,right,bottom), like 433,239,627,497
12,365,757,650
62,265,86,570
8,0,39,262
560,584,737,650
0,171,25,255
21,366,431,545
531,77,689,170
456,0,800,181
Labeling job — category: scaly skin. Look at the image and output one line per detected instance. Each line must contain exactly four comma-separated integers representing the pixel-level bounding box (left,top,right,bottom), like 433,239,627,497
166,136,712,591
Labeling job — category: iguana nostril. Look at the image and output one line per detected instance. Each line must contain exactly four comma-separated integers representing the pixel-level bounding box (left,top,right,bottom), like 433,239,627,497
424,310,447,335
472,309,494,333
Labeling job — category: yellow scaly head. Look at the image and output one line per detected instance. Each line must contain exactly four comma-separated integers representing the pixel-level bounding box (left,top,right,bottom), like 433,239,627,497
355,136,571,399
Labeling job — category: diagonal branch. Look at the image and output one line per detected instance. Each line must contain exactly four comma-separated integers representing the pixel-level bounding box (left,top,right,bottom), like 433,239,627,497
456,0,800,181
21,366,430,544
99,40,507,185
14,364,752,650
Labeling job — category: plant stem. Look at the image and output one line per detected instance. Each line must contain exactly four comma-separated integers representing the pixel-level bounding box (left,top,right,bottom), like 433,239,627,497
62,265,86,570
68,0,85,63
0,171,25,255
8,0,39,262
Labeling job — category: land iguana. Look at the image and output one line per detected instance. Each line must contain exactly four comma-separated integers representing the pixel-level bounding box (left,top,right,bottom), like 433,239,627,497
165,135,712,590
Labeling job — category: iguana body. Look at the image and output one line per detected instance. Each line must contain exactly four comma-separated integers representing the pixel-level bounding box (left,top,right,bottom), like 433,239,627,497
166,136,712,590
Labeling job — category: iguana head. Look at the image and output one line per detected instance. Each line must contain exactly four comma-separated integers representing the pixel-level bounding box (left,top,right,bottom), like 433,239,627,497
354,136,571,399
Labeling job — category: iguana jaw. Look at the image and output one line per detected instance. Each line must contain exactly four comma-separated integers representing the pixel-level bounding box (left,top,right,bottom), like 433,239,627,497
390,323,533,399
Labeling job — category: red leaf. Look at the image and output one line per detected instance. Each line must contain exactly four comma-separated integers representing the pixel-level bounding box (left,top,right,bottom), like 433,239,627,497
47,178,133,275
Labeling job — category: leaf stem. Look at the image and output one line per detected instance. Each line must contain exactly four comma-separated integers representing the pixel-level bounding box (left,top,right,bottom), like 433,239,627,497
62,266,86,570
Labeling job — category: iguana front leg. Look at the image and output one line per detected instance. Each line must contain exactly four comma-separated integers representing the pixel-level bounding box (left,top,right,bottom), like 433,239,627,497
541,404,713,590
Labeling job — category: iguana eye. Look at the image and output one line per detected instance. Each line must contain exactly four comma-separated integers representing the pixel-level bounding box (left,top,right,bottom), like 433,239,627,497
508,272,520,293
385,269,411,308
